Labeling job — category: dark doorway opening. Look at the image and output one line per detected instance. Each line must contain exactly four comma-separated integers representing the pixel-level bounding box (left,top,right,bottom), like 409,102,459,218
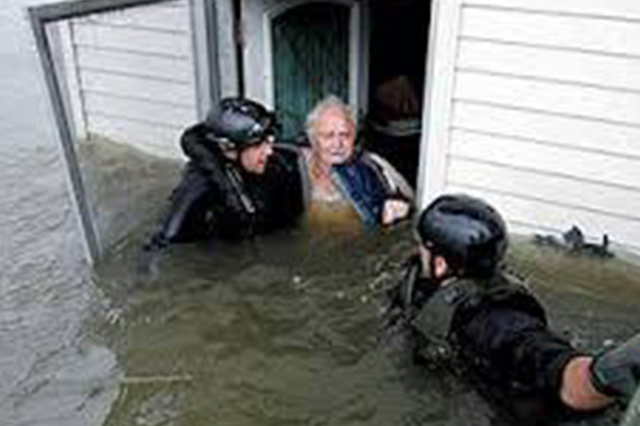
365,0,431,188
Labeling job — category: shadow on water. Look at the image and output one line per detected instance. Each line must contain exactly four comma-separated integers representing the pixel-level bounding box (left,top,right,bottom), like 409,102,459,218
90,222,640,426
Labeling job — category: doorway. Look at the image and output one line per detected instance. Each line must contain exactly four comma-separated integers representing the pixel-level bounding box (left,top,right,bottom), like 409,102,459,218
271,2,350,142
365,0,431,187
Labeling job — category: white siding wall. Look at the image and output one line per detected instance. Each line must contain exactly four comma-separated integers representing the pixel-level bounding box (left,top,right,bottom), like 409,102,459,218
60,0,198,159
423,0,640,254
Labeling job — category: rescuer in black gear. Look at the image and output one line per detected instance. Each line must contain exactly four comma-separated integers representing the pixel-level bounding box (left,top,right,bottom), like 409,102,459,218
387,194,640,425
146,97,305,249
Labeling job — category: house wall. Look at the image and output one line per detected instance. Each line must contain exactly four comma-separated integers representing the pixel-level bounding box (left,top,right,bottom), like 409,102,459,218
421,0,640,254
57,0,198,159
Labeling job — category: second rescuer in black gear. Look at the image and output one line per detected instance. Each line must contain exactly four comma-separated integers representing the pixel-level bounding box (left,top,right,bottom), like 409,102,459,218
387,194,640,425
147,97,304,248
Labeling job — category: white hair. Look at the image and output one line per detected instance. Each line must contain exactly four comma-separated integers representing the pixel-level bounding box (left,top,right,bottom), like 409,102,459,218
305,95,356,142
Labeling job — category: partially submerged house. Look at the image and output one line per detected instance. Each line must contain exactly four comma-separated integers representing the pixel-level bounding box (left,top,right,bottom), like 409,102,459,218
30,0,640,261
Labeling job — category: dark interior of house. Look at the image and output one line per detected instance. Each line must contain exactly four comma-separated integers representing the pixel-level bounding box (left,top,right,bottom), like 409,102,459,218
365,0,431,188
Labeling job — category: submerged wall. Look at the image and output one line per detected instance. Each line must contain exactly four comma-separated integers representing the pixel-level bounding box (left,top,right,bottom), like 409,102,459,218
421,0,640,254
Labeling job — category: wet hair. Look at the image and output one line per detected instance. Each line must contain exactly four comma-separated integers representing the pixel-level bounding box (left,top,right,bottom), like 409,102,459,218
305,95,356,143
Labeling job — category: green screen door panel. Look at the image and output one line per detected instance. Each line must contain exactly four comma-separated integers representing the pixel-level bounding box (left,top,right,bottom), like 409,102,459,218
272,2,349,142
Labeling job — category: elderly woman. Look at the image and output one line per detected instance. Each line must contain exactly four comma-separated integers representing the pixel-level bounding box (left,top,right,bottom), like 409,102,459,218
300,95,413,230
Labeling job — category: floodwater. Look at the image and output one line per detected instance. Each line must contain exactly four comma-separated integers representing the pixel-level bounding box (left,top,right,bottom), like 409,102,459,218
89,226,640,426
1,1,118,425
2,1,640,426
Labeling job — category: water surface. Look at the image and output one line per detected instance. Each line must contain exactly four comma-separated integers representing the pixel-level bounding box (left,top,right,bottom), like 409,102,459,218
92,225,640,426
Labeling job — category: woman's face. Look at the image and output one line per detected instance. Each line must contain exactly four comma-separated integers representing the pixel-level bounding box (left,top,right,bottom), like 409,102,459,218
312,108,355,168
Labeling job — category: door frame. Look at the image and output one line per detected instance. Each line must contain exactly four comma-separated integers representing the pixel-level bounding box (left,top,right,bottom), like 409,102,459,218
416,0,462,207
28,0,220,263
262,0,365,114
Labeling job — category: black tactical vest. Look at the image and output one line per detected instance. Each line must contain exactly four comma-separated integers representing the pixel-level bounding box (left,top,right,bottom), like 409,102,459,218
411,272,546,370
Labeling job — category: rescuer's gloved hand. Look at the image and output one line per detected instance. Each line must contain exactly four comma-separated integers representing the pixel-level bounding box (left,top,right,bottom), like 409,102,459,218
385,254,437,329
590,332,640,403
388,255,424,310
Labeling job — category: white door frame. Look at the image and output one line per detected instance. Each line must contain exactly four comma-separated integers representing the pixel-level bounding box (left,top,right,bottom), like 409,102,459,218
262,0,363,112
416,0,463,208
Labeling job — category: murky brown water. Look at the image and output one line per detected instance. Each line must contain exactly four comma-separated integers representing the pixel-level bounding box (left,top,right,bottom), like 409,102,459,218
85,217,640,426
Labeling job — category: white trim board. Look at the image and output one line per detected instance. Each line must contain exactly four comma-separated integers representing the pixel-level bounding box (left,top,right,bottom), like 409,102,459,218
416,0,463,208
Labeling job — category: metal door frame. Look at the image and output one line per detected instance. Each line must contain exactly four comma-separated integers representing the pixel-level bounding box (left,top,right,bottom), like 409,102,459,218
28,0,220,263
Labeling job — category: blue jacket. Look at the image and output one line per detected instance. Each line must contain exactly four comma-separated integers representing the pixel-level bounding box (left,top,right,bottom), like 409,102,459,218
333,153,395,227
300,149,413,228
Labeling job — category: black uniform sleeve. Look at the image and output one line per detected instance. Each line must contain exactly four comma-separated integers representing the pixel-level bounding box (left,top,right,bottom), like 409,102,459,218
146,166,218,248
181,125,252,219
243,145,305,234
266,147,305,220
454,303,581,397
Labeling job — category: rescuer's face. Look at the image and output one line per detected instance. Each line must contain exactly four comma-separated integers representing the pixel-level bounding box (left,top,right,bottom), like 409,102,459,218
240,139,274,174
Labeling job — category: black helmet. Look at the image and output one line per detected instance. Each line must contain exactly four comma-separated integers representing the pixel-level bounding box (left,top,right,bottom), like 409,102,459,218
204,97,276,149
417,194,507,278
